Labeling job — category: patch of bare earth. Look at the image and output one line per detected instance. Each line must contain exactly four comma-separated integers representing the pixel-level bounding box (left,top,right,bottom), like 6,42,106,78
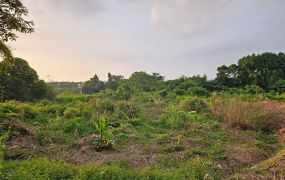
54,135,157,168
4,119,37,160
219,144,267,175
5,135,37,160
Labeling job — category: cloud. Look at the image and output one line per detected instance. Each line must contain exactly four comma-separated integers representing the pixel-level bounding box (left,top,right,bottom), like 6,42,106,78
24,0,104,17
16,0,285,81
50,0,103,14
150,0,230,29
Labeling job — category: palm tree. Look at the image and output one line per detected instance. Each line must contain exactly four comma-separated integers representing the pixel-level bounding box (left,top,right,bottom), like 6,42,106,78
0,40,13,61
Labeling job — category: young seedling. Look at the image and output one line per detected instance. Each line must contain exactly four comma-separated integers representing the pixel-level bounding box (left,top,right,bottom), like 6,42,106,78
93,116,112,151
177,111,187,128
176,111,199,129
188,111,198,122
94,116,106,144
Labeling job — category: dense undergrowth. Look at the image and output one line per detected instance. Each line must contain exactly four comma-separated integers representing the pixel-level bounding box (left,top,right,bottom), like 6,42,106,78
0,90,284,179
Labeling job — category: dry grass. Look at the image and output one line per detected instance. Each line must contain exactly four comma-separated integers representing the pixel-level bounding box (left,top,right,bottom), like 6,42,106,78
209,98,285,132
210,98,262,130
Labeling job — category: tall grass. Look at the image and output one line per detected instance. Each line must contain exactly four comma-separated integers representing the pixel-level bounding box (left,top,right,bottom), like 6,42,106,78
209,97,285,132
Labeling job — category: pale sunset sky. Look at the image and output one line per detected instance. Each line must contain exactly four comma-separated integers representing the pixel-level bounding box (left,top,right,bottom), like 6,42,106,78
9,0,285,81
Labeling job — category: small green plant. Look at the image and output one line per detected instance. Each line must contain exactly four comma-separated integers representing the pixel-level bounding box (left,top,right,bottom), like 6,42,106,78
0,129,10,160
93,116,113,151
188,111,198,122
95,116,106,143
176,110,198,128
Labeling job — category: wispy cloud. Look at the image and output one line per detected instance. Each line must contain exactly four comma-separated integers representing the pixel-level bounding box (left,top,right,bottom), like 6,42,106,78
150,0,230,29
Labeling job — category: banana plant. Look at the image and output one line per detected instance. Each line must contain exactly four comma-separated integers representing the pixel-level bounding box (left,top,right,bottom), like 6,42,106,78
94,116,106,144
93,116,113,151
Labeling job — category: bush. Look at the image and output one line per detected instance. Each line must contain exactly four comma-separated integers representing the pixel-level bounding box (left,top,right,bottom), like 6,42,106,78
244,85,265,95
159,90,168,97
63,117,95,136
63,107,79,119
90,99,115,113
178,97,208,113
174,89,186,96
117,101,141,119
188,87,209,97
18,104,37,120
270,80,285,93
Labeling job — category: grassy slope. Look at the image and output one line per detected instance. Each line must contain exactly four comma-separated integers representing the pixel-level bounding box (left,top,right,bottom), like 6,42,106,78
0,92,284,179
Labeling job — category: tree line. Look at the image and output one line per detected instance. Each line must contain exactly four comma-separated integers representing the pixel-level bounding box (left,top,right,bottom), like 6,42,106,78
79,52,285,96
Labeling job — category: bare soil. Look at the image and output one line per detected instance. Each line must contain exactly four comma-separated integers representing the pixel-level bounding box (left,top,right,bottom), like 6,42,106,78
55,135,157,168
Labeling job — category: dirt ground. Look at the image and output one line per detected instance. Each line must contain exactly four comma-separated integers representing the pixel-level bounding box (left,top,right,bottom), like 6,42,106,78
54,135,157,168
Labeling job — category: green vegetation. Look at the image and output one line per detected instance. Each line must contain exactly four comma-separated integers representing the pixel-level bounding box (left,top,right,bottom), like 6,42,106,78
0,52,285,180
0,0,34,60
0,1,285,179
0,58,54,101
0,84,284,179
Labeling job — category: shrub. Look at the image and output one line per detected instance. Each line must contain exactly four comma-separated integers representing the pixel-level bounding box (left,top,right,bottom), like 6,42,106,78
63,117,95,136
244,85,265,95
178,97,208,113
0,101,19,114
117,101,141,119
188,87,209,97
90,99,115,113
18,104,37,120
174,89,186,96
270,80,285,93
63,107,79,119
159,90,168,97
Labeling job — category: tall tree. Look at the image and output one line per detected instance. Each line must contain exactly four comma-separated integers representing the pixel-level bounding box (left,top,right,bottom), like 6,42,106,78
0,0,34,60
106,73,124,90
82,75,105,94
0,58,50,101
128,72,164,92
216,52,285,90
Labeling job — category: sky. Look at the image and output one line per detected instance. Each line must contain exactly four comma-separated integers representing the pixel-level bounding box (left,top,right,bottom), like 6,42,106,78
10,0,285,81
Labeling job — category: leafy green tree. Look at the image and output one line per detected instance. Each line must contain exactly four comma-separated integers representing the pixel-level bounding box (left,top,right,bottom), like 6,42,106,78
128,72,164,92
106,73,124,90
216,52,285,90
82,74,105,94
0,0,34,60
0,58,51,101
0,0,34,41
